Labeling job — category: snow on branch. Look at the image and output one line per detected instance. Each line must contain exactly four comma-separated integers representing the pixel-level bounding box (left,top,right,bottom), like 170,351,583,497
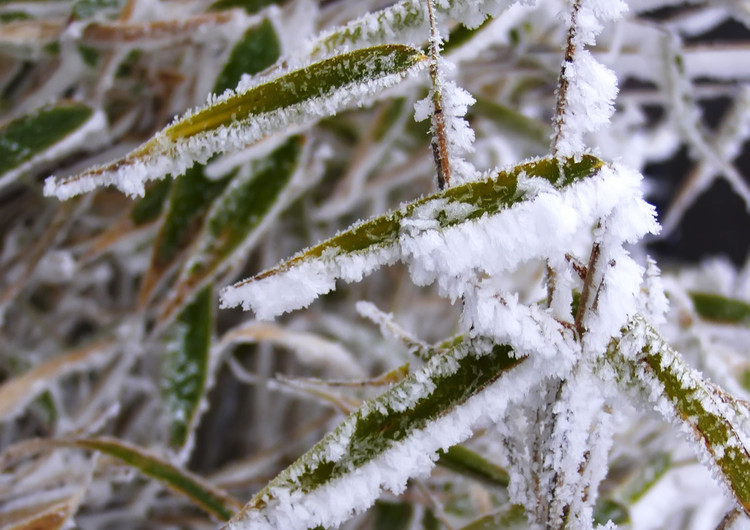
551,0,628,157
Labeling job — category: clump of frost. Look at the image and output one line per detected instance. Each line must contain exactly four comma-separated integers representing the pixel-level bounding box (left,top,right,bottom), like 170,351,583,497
553,0,628,157
414,73,479,184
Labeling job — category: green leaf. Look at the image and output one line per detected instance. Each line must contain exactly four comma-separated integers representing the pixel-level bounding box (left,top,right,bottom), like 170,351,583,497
160,136,303,323
374,501,413,530
457,504,526,530
437,445,510,488
620,452,671,504
226,337,526,528
213,18,281,95
592,498,629,526
610,316,750,517
46,45,426,199
222,155,603,318
472,96,549,148
129,178,172,226
138,164,229,306
68,437,241,520
208,0,281,14
0,102,95,187
163,286,213,450
689,292,750,325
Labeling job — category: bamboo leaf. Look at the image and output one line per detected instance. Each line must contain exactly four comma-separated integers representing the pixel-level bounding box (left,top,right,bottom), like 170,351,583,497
437,445,510,488
224,337,526,529
44,45,427,199
68,437,241,520
592,498,629,526
213,18,280,95
610,316,750,516
221,155,604,319
0,102,103,189
160,135,304,323
689,292,750,325
374,501,413,530
129,178,172,226
138,163,229,306
457,504,526,530
163,286,213,451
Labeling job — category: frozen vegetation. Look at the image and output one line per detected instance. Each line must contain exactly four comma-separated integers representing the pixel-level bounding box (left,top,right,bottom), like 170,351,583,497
1,0,750,529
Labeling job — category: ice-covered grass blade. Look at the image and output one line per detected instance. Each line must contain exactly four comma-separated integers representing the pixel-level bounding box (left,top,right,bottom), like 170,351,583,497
160,136,303,323
0,102,102,189
224,338,525,529
44,45,427,199
138,164,229,306
67,437,241,520
689,292,750,325
163,286,212,452
221,155,603,319
611,317,750,516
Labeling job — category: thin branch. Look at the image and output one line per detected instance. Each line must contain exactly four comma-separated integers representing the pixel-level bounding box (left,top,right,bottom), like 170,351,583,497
425,0,450,189
551,0,583,157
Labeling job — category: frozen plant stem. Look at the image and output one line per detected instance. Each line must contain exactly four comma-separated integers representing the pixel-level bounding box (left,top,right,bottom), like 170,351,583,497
426,0,450,189
551,0,582,157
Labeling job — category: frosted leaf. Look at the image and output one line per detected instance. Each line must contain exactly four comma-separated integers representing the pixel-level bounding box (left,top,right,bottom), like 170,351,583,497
44,45,427,199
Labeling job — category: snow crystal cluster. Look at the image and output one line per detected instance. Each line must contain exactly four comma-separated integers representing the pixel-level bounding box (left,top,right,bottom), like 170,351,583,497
553,0,628,157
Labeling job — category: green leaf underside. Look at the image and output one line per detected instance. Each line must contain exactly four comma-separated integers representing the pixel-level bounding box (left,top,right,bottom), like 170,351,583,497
165,45,426,140
71,437,239,520
164,286,212,448
246,340,524,510
130,178,172,225
186,136,302,283
690,292,750,325
438,445,510,487
620,320,750,513
213,18,280,96
0,102,93,176
251,155,603,282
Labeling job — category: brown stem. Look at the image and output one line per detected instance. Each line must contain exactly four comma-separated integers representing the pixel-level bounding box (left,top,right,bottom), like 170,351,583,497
425,0,450,189
551,0,582,157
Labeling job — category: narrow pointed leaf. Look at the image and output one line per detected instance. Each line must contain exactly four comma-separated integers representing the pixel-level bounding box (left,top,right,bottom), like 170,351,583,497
163,286,213,450
160,136,304,323
221,155,604,319
0,102,102,189
138,164,229,306
689,292,750,325
44,45,427,200
213,18,280,95
610,316,750,516
437,445,510,488
68,437,241,520
457,505,526,530
224,338,526,529
129,178,173,226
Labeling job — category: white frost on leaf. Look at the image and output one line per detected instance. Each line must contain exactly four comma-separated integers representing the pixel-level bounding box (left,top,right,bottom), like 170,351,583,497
44,50,426,200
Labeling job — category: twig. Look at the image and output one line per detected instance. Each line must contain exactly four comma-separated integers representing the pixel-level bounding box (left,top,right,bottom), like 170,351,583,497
551,0,582,157
425,0,450,189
